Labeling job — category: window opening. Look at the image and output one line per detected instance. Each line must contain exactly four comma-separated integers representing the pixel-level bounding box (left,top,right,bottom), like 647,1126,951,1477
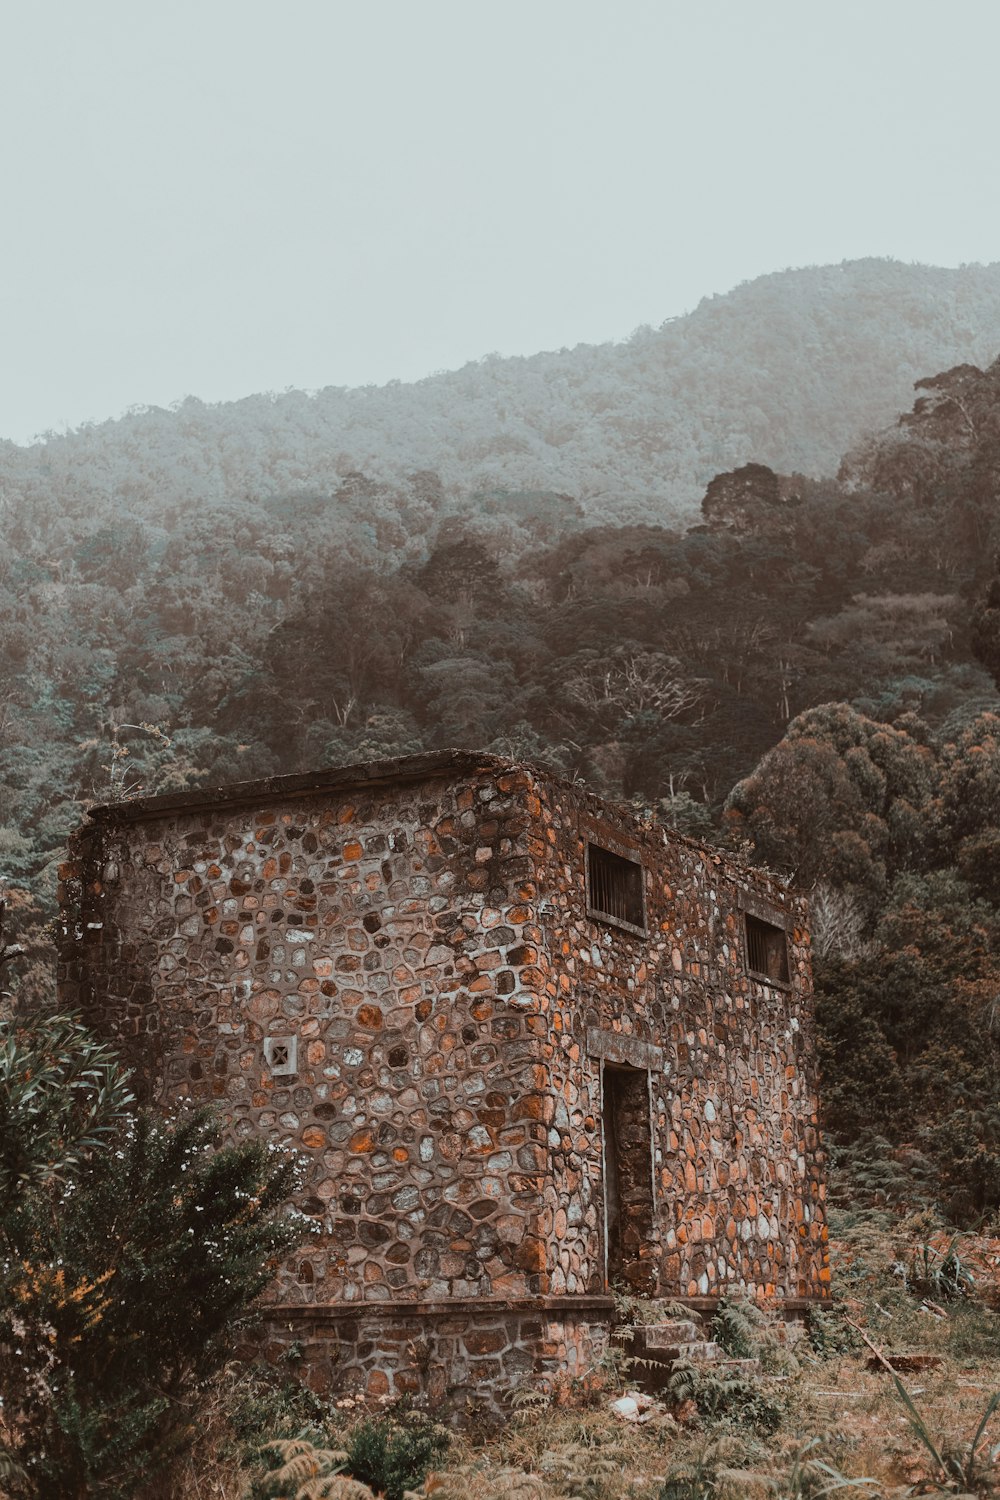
587,843,646,932
744,914,789,984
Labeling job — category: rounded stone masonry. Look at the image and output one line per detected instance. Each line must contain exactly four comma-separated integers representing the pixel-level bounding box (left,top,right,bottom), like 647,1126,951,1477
58,749,828,1418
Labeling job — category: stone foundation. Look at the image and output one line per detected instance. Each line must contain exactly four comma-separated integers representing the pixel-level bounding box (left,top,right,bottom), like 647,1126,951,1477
256,1296,613,1421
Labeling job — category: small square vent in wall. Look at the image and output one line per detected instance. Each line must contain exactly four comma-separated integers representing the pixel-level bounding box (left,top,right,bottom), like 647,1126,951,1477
264,1035,298,1076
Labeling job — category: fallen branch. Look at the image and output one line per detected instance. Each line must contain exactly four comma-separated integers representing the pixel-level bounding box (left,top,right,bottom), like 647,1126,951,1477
843,1316,896,1375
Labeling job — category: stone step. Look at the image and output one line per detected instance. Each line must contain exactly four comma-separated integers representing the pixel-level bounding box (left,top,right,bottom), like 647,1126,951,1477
647,1345,762,1375
634,1338,724,1365
716,1356,762,1377
666,1339,725,1364
624,1334,763,1394
632,1320,704,1350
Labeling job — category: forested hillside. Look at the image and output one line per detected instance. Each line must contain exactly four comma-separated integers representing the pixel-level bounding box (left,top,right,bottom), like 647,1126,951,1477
5,288,1000,1222
5,259,1000,524
3,352,999,925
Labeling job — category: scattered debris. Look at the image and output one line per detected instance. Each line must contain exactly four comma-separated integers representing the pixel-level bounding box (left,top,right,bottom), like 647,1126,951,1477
919,1299,949,1319
610,1391,658,1424
865,1353,944,1374
846,1314,944,1376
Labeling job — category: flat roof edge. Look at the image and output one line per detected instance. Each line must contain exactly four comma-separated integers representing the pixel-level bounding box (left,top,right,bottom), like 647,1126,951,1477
80,747,801,912
86,749,516,825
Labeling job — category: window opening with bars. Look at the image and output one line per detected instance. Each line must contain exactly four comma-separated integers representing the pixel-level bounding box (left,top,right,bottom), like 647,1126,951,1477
744,913,789,984
587,843,646,933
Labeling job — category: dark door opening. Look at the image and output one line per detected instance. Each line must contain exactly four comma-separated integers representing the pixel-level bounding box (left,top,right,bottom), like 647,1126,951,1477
602,1064,656,1295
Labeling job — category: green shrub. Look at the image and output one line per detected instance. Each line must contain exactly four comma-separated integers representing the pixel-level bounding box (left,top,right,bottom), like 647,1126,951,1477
805,1303,858,1359
0,1009,134,1207
228,1366,332,1453
343,1411,450,1500
666,1358,785,1434
711,1295,768,1360
0,1015,310,1500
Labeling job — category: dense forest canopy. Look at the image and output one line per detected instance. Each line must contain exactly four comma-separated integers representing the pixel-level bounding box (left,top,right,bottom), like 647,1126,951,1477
5,264,1000,1219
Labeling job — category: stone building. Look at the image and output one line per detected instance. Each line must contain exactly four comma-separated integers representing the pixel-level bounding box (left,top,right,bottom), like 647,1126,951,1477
59,750,828,1411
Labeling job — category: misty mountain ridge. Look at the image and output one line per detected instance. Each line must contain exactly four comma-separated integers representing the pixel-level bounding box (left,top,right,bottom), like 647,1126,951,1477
5,257,1000,528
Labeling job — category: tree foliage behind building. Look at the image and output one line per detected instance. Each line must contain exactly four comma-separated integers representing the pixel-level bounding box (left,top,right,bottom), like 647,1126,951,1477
4,298,1000,1227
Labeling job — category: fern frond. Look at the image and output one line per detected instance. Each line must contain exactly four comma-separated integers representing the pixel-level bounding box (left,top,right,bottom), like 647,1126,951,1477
256,1436,359,1500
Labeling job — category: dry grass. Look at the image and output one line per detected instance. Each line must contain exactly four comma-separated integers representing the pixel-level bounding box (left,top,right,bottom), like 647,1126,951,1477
27,1224,996,1500
172,1345,1000,1500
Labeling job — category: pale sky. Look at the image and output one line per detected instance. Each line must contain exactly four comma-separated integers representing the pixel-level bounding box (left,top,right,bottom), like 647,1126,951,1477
2,0,999,444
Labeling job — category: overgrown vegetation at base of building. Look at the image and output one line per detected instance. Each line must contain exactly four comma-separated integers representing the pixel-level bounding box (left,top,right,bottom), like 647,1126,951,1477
106,1199,993,1500
6,1001,999,1500
4,1180,1000,1498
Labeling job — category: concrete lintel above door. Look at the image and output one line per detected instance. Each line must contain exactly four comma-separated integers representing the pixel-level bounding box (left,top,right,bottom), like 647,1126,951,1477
587,1027,664,1073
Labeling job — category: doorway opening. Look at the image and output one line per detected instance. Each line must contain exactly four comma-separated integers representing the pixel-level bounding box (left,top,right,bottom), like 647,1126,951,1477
602,1064,657,1295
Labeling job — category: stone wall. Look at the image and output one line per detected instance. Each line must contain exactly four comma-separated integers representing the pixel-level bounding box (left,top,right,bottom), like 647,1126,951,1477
59,755,556,1312
59,750,827,1415
527,777,828,1306
256,1298,610,1416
